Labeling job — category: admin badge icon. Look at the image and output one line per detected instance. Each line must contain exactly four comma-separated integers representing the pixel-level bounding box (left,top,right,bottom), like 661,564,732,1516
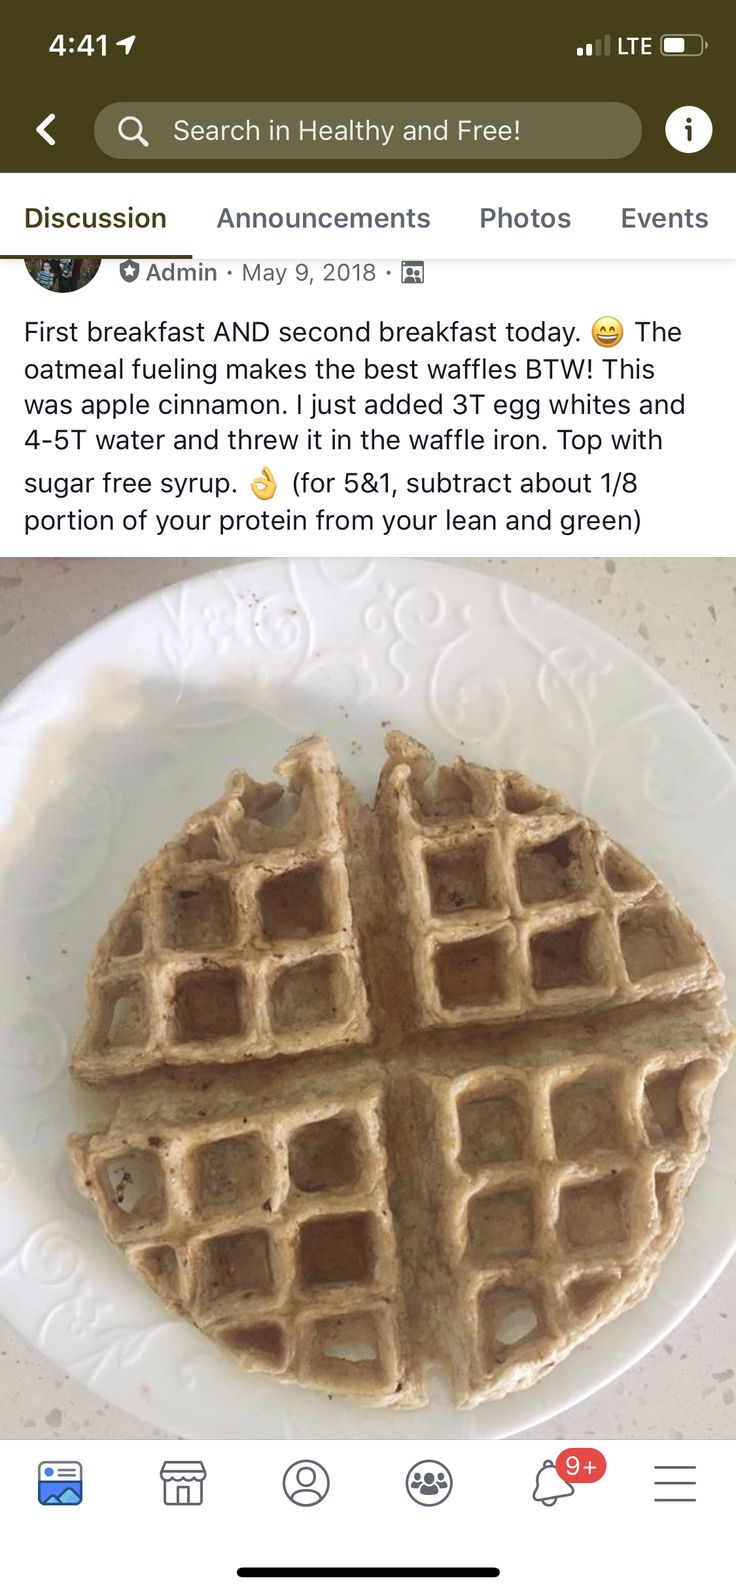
120,258,140,282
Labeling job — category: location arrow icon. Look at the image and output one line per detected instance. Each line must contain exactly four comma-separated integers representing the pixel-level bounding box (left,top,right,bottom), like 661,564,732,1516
36,113,56,146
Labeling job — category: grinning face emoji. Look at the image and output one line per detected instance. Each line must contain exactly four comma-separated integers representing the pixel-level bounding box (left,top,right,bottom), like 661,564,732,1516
592,317,623,348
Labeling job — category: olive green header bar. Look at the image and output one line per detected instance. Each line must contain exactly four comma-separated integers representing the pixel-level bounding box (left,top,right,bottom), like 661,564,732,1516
95,102,642,162
3,2,732,172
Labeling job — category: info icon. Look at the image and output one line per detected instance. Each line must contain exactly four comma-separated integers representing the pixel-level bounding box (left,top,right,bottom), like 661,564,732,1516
406,1459,453,1506
664,105,713,153
401,260,425,284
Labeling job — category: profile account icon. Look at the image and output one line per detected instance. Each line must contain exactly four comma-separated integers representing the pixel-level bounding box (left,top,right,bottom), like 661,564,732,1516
282,1460,330,1506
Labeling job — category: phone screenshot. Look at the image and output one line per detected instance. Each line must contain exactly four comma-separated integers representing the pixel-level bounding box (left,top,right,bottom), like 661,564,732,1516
0,7,733,1590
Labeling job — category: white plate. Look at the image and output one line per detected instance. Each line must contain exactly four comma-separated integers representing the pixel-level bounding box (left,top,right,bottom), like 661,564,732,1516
0,557,734,1440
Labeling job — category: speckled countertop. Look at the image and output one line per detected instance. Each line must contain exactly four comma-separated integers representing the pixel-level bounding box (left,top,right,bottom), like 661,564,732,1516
0,555,734,1441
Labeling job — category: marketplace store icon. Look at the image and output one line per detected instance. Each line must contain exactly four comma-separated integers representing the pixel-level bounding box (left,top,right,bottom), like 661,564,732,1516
160,1459,206,1505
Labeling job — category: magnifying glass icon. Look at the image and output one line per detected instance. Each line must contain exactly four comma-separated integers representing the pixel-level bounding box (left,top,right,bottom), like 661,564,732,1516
117,115,149,148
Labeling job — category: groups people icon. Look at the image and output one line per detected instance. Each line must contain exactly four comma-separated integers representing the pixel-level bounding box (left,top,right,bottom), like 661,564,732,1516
411,1468,449,1497
405,1460,453,1506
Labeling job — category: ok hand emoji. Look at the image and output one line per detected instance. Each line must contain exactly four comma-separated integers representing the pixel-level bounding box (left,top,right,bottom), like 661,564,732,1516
251,465,277,501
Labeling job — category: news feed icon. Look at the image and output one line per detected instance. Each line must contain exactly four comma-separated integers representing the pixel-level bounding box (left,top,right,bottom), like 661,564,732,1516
401,260,424,284
120,258,140,282
38,1461,83,1505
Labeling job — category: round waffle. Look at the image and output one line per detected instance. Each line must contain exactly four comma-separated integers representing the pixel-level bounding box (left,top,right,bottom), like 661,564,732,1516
68,733,734,1408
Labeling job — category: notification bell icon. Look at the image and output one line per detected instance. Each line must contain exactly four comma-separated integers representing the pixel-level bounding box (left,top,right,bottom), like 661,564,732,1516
532,1458,575,1507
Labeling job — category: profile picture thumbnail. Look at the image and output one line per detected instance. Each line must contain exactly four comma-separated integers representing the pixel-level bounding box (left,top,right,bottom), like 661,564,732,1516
25,256,101,293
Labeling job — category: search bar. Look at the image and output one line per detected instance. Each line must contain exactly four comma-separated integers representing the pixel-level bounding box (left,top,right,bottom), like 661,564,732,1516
95,102,642,160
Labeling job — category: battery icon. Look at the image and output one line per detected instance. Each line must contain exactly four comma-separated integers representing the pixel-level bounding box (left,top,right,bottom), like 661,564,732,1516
660,34,706,56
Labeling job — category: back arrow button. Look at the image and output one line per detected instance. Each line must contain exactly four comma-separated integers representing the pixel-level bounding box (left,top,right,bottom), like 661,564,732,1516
36,113,56,146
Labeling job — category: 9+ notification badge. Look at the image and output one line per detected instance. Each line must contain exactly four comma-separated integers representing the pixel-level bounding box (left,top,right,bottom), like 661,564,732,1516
533,1447,606,1506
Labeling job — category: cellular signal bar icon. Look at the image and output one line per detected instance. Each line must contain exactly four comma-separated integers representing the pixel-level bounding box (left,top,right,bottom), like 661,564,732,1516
577,36,612,57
